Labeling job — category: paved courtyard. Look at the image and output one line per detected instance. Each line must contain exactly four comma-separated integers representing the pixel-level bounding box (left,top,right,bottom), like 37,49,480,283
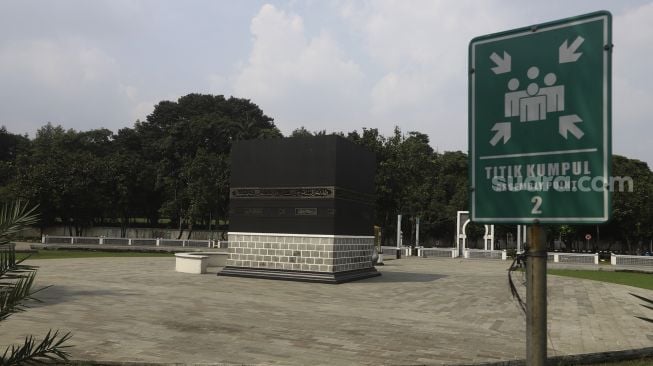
1,256,652,365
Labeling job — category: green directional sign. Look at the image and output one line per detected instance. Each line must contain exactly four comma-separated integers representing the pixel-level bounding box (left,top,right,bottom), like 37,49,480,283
469,11,612,224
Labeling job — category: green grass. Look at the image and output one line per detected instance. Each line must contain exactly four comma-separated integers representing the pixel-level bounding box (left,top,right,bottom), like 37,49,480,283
16,250,174,261
549,269,653,290
587,358,653,365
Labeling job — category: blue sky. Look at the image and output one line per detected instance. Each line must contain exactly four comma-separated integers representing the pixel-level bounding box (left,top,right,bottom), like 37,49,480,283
1,0,652,165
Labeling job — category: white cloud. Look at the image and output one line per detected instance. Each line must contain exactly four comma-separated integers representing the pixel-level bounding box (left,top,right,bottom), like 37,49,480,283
131,100,157,123
613,2,653,163
233,4,365,133
0,0,651,167
208,73,229,95
339,0,513,150
0,38,133,133
337,0,653,162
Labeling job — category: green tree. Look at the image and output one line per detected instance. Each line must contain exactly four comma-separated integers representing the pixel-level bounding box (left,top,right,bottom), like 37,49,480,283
290,126,330,137
424,151,469,244
108,127,162,235
602,155,653,253
15,124,69,233
16,125,114,235
348,128,478,246
0,127,30,203
137,94,281,238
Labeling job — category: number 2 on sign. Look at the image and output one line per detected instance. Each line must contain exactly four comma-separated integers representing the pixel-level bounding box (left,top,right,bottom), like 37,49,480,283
531,196,542,214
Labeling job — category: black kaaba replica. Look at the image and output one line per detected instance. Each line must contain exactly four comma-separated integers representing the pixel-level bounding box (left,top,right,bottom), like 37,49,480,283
218,135,380,283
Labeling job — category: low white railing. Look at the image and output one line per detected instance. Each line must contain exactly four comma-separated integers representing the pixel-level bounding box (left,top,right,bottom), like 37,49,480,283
550,252,598,265
418,247,457,258
380,246,399,259
371,246,653,267
611,254,653,267
464,249,503,260
42,235,221,248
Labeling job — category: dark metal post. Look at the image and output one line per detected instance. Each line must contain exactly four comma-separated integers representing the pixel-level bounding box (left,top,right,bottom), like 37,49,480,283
527,224,547,365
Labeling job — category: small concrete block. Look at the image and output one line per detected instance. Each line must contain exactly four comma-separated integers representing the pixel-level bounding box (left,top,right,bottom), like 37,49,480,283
175,253,208,274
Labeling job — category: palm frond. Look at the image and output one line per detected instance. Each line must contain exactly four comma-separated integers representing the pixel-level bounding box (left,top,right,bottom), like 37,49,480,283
631,292,653,305
0,200,73,365
0,330,72,365
0,200,39,246
0,268,37,321
631,293,653,325
635,316,653,324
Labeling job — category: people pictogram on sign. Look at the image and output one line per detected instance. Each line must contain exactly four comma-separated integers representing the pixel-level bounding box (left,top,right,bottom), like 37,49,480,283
519,67,547,122
504,78,526,118
539,72,564,113
503,66,565,122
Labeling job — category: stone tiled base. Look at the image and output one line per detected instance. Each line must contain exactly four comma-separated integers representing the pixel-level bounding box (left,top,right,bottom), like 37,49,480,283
218,267,380,284
219,232,379,283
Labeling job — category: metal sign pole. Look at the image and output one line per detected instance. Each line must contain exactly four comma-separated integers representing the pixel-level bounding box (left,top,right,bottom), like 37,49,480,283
527,223,547,365
416,217,420,247
396,214,402,259
517,225,522,252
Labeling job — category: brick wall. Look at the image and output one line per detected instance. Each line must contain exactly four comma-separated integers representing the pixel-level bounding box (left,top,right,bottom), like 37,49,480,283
227,233,374,273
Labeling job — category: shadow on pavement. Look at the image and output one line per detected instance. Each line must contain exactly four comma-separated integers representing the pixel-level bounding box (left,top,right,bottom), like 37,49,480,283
364,270,447,283
29,285,139,307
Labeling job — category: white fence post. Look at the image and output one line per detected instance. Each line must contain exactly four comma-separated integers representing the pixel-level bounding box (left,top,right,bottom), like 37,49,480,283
611,254,616,265
554,253,559,263
594,253,599,265
156,238,160,247
42,235,46,244
70,237,74,244
502,250,507,260
128,239,132,246
99,236,104,245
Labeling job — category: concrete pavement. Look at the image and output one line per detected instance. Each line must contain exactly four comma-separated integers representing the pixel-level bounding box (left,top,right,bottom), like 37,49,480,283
0,257,651,365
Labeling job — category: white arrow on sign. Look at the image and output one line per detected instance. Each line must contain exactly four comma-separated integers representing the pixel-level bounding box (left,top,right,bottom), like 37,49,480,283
559,114,584,139
490,51,511,74
490,122,511,146
559,36,585,63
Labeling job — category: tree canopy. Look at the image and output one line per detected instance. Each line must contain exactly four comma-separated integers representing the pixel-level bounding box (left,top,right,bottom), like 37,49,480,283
1,93,652,252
